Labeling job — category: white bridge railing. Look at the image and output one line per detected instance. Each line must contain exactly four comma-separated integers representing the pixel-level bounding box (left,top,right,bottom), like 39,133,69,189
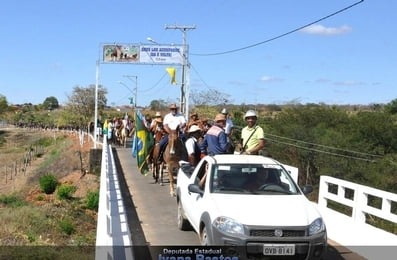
318,175,397,259
95,138,133,260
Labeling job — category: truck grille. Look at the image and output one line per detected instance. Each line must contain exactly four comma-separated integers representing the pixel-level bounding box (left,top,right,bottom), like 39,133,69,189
250,229,306,237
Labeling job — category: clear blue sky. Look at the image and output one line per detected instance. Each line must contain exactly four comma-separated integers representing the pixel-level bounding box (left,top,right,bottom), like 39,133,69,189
0,0,395,107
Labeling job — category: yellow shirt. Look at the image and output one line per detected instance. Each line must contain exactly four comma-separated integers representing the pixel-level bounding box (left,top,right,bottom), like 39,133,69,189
241,125,265,152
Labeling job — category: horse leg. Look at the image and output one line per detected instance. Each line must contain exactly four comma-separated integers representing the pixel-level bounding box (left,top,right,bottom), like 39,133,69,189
159,162,165,186
152,162,157,183
149,144,158,183
168,162,177,197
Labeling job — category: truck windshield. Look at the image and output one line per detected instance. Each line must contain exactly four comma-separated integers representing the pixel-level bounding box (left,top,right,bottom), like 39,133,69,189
210,164,299,195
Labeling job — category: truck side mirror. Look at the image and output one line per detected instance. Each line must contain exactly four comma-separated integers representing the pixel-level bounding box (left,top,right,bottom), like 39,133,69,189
301,185,313,195
188,184,204,196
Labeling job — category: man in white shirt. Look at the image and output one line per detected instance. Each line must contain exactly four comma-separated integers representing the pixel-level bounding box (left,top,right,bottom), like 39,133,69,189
158,104,187,161
163,103,186,133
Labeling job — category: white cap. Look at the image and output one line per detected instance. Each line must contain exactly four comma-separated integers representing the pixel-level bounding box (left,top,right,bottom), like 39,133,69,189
244,110,257,118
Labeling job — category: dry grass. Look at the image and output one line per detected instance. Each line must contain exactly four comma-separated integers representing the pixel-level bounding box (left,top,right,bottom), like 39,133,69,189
0,128,99,257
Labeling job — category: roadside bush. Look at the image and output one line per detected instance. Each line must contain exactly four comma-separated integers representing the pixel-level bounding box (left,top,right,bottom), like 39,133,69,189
57,184,77,200
58,218,75,235
33,137,54,147
0,194,26,207
39,174,58,194
85,191,99,211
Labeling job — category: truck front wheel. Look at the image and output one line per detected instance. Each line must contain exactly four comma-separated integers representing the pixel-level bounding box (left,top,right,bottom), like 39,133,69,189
177,200,190,230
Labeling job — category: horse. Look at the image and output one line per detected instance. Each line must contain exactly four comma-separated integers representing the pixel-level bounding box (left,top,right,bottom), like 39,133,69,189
119,126,129,148
150,129,166,184
163,129,187,196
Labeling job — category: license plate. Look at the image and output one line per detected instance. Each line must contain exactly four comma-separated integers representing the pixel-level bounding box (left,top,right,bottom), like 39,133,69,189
263,244,295,255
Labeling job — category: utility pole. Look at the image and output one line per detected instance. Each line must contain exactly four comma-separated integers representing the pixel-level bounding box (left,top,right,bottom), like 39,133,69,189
165,24,196,118
123,75,138,109
94,59,100,148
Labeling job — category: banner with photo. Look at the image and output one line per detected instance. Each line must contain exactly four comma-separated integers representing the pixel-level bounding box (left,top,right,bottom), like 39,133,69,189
103,44,140,63
102,44,184,65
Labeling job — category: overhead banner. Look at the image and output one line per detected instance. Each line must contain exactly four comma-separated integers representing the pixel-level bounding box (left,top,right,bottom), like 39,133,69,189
139,45,183,65
103,44,140,63
102,44,184,65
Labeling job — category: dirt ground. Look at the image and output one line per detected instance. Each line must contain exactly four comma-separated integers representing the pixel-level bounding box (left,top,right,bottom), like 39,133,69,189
0,127,99,200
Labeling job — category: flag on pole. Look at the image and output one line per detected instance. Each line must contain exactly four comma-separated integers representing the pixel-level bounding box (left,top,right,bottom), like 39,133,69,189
166,67,177,85
132,110,154,175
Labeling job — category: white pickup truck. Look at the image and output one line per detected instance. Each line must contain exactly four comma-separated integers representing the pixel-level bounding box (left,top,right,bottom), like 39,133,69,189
176,154,327,260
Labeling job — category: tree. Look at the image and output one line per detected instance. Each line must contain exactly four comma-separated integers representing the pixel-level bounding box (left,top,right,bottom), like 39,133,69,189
43,96,59,110
0,94,8,115
266,105,351,185
190,89,231,106
149,99,167,111
65,84,107,128
385,98,397,114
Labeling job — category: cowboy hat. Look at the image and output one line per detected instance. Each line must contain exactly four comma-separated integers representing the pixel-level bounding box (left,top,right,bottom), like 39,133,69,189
169,103,178,109
188,125,201,133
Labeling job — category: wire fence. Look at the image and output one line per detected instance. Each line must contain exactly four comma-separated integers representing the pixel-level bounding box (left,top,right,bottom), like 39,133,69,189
0,127,90,192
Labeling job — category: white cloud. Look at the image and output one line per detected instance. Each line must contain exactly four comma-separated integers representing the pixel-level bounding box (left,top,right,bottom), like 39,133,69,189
260,76,283,83
300,24,352,36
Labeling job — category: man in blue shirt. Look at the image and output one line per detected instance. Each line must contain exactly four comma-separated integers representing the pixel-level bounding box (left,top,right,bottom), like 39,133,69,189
200,113,228,156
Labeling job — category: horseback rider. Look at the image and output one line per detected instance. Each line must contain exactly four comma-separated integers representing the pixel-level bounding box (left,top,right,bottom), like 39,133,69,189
158,104,187,162
149,111,164,134
186,112,201,132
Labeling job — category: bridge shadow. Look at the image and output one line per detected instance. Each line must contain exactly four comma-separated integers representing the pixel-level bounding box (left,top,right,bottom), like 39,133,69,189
112,147,152,259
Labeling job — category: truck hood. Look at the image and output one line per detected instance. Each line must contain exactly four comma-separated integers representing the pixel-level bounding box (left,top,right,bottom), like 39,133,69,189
209,194,321,226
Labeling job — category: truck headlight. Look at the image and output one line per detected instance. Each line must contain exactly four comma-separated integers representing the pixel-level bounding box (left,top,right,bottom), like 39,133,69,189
308,218,325,235
213,216,244,235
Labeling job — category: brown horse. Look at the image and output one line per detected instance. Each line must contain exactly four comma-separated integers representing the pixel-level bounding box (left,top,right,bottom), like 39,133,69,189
163,129,187,196
150,129,166,184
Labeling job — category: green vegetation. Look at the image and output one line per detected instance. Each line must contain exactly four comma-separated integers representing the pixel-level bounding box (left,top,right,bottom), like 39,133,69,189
85,191,99,211
39,174,58,194
32,136,56,147
58,218,75,235
0,194,27,208
57,184,77,200
0,130,5,146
